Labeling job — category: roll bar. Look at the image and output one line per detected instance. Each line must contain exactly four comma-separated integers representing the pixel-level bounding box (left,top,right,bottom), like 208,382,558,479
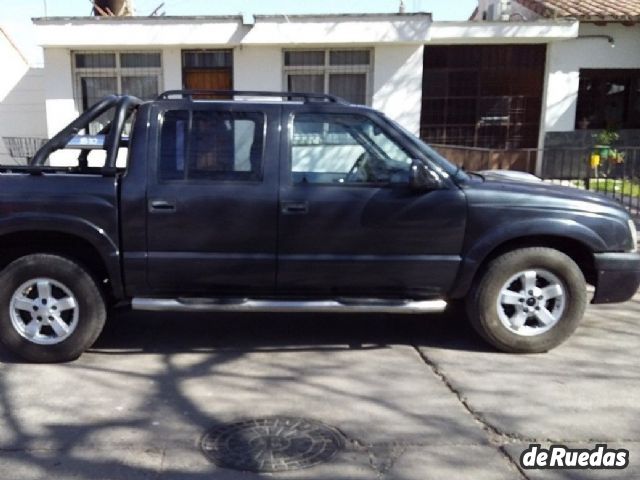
30,95,142,168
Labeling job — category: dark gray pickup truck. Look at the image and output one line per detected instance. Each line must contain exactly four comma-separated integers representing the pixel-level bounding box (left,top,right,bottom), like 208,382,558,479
0,90,638,362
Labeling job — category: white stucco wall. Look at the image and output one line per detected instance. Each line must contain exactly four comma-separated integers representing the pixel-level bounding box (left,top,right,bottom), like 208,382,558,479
373,45,424,135
162,48,182,91
0,30,46,165
544,24,640,133
233,46,282,93
43,48,76,138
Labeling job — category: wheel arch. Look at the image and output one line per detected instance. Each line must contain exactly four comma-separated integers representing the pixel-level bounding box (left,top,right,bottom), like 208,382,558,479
0,223,123,302
473,235,595,285
449,220,601,299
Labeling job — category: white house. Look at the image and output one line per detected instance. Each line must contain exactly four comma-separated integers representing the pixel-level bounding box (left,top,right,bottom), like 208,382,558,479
33,14,431,140
0,28,46,164
1,2,638,172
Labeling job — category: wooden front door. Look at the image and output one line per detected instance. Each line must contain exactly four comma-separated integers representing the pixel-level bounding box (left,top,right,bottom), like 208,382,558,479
183,69,232,98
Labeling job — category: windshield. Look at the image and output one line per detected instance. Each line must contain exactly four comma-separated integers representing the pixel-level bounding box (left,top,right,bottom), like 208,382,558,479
379,113,470,181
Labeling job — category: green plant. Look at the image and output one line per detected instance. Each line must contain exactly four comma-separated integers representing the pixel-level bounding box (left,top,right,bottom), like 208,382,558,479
594,129,620,146
608,149,625,163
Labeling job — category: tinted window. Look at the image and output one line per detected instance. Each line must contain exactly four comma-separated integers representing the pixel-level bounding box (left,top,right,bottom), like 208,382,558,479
291,113,413,185
576,69,640,129
159,110,264,181
120,53,161,68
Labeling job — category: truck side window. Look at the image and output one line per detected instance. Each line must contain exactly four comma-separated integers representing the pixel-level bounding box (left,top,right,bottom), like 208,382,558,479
159,109,264,182
291,113,413,185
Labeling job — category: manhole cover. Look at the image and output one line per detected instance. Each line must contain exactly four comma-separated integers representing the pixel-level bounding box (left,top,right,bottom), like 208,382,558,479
200,416,344,472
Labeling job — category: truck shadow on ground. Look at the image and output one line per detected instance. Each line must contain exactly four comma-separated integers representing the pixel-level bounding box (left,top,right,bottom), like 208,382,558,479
87,307,490,356
0,308,499,480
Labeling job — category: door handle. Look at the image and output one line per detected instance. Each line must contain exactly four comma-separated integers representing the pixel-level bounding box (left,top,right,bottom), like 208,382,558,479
149,199,176,212
281,201,309,215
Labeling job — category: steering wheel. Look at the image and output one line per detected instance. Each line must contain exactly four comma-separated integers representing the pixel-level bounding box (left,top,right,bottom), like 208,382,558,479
344,152,369,183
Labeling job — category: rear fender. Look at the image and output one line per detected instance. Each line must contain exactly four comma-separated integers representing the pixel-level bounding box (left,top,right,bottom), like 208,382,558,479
0,213,123,298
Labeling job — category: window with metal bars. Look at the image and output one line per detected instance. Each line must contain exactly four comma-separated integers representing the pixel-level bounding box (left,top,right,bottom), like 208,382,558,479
283,49,373,105
576,69,640,130
420,45,546,149
72,51,163,134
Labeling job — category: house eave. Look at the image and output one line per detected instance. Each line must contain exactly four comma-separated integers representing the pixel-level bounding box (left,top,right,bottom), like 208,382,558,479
34,16,579,49
427,20,579,44
34,14,435,48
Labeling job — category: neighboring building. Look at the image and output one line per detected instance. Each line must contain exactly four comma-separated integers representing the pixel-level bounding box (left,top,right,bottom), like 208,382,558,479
471,0,640,150
0,28,46,164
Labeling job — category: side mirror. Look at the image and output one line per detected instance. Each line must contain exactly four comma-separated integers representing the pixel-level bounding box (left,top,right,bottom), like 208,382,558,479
409,160,442,191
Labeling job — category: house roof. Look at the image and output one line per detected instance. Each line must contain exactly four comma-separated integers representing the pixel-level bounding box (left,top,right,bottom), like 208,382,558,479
516,0,640,21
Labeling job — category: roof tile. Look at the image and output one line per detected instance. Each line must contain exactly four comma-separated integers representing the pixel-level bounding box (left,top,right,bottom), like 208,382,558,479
516,0,640,20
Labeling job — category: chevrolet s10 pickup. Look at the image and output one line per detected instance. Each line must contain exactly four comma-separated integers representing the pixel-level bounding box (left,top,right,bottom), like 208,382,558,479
0,90,638,362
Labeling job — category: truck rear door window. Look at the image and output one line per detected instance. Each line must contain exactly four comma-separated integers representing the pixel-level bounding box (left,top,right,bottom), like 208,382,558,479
159,109,264,182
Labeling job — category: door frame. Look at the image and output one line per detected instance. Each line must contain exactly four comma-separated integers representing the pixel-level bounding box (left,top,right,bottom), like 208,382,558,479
276,103,465,298
143,99,282,295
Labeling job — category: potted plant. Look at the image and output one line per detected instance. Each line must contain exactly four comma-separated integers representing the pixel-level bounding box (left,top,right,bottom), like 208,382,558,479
593,129,620,161
609,149,625,178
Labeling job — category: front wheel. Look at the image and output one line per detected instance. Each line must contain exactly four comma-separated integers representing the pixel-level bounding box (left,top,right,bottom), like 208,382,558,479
466,247,587,353
0,254,106,362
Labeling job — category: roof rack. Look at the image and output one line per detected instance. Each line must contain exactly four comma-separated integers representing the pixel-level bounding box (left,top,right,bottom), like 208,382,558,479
157,90,348,104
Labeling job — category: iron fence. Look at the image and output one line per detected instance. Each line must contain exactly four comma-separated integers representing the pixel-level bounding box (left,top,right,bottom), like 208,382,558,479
431,144,538,174
541,147,640,217
432,144,640,217
2,137,49,163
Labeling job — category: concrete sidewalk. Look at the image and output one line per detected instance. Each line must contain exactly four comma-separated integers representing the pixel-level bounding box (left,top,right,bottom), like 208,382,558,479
0,293,638,479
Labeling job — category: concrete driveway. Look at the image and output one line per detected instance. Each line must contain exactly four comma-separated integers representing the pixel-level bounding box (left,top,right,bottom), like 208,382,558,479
0,292,638,479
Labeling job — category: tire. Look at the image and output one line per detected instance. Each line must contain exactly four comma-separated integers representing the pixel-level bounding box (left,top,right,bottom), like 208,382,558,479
466,247,587,353
0,254,106,362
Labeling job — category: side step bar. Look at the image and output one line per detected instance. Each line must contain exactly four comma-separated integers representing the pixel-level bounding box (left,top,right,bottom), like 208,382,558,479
131,298,447,314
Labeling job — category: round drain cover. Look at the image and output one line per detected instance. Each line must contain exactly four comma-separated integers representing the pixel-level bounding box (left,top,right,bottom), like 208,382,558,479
200,416,344,472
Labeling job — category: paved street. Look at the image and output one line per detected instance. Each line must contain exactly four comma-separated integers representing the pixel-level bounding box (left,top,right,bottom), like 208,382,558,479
0,291,638,479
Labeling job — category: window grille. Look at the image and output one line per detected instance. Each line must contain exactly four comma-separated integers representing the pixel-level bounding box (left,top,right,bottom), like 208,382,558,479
420,45,546,149
72,51,163,133
283,49,373,105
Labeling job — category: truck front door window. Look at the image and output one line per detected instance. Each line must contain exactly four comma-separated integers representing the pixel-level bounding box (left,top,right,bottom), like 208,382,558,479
291,113,413,185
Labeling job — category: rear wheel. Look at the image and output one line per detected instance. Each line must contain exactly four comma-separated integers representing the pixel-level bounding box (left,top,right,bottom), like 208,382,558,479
466,247,587,353
0,254,106,362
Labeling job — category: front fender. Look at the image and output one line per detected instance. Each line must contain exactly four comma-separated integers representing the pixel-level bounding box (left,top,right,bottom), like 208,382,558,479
449,218,605,298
